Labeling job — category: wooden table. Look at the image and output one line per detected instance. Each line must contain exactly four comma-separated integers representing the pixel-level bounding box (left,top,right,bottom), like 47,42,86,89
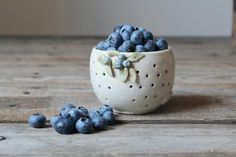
0,38,235,157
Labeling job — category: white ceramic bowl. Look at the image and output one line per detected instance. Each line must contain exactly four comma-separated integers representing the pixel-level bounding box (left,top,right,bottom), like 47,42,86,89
90,47,175,114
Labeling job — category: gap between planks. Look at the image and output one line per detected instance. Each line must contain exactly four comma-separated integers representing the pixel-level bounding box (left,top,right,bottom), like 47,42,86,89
0,123,236,157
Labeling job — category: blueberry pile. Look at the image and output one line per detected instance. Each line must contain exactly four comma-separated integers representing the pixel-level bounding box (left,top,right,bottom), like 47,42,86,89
96,24,168,52
28,104,115,134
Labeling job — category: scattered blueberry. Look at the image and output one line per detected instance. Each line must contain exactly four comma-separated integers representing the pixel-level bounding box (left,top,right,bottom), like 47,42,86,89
103,111,115,125
61,104,76,111
156,38,168,50
88,110,101,119
144,40,156,51
130,30,144,45
113,24,123,33
91,116,107,130
99,104,113,115
108,32,123,48
76,118,93,134
30,104,116,135
60,108,71,117
68,108,82,122
120,25,135,34
136,27,146,32
143,31,153,41
54,116,76,134
50,115,60,128
135,45,146,52
120,30,131,41
28,113,46,128
78,106,89,115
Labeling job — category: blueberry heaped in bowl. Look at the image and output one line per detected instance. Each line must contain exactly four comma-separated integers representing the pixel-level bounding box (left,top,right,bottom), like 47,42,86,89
95,24,168,52
91,24,175,114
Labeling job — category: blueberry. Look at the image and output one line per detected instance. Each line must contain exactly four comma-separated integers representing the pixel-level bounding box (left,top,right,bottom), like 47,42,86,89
61,104,76,111
108,32,123,48
135,45,146,52
102,41,111,50
60,108,71,117
91,116,107,130
144,40,156,51
99,104,113,115
54,116,76,134
88,110,101,119
156,38,168,50
68,108,82,122
103,111,115,125
106,47,117,51
78,106,89,115
136,27,146,32
101,55,112,65
28,113,46,128
96,41,106,50
122,60,132,68
120,25,135,34
114,59,124,69
120,30,131,41
117,53,127,60
76,118,93,134
50,115,60,128
113,24,123,33
143,31,153,41
118,40,135,52
130,30,144,45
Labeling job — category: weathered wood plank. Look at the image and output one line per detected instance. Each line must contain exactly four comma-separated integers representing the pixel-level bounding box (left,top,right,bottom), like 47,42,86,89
0,38,235,123
0,124,236,157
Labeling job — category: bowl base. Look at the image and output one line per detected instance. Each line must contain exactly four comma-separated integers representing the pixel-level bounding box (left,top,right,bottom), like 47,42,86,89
113,108,159,115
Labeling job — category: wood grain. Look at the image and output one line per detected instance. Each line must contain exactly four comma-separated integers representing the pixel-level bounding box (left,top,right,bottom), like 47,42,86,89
0,123,236,157
0,38,235,123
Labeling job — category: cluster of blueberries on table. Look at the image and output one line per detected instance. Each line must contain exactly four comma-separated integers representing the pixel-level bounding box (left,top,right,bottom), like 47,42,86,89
96,24,168,52
28,104,115,134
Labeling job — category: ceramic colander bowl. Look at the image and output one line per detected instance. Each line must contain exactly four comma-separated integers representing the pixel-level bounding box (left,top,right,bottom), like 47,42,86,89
90,47,175,114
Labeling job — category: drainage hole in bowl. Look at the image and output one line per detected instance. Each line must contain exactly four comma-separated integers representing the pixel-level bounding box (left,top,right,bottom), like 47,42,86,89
145,74,149,78
139,85,142,89
95,72,98,75
144,96,148,99
168,82,171,86
165,70,168,73
154,95,157,98
108,86,111,89
157,73,161,77
153,64,156,68
151,83,155,87
132,99,136,102
102,72,106,76
136,70,139,74
129,85,133,88
98,84,101,87
145,104,149,107
162,83,165,87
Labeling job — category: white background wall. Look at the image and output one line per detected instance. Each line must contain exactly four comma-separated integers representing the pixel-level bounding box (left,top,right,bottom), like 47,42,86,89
0,0,233,37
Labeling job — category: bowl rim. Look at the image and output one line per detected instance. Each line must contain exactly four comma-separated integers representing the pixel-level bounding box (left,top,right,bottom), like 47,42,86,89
92,47,172,55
